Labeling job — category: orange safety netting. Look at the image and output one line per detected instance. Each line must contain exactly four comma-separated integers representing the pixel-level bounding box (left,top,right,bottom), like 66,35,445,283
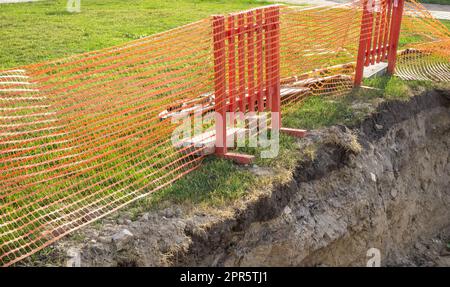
0,0,448,266
0,20,214,266
279,3,362,104
396,0,450,81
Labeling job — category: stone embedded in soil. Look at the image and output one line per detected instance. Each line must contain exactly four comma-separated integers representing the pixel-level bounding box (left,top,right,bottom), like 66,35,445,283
141,213,150,221
112,229,134,251
66,247,81,267
161,207,182,218
390,189,398,198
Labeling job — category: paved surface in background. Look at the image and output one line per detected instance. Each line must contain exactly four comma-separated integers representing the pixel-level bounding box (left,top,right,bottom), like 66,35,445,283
270,0,450,20
423,4,450,20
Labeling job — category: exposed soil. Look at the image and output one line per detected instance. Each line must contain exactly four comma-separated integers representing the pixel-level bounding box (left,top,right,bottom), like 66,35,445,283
20,89,450,267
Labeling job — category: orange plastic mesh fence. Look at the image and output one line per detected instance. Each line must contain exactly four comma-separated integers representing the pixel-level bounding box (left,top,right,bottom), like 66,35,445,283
279,3,362,105
396,0,450,81
0,20,214,266
0,0,448,266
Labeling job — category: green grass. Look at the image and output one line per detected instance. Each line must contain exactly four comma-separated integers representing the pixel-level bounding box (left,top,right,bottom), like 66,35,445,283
0,0,268,69
1,0,447,216
139,74,436,210
363,76,411,100
282,97,354,130
146,158,255,207
420,0,450,5
13,72,444,266
0,2,446,211
0,0,274,265
399,18,450,49
440,19,450,30
2,0,449,266
1,1,448,69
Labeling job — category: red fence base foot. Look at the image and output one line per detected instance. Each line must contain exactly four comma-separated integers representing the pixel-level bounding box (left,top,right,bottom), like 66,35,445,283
280,127,307,138
220,152,255,165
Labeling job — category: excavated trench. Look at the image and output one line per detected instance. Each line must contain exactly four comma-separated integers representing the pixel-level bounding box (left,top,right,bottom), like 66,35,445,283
172,89,450,267
28,89,450,267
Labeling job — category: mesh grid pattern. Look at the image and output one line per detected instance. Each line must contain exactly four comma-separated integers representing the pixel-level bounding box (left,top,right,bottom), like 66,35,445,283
0,0,448,266
396,1,450,81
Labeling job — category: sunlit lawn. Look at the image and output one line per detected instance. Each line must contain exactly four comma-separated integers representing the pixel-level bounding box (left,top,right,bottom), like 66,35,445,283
0,0,269,69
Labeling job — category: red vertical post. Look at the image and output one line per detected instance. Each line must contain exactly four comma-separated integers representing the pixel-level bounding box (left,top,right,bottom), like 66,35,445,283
364,0,375,67
371,1,382,65
354,0,371,86
382,0,393,60
213,15,227,155
266,5,305,138
271,6,281,129
228,15,236,125
376,0,387,63
256,9,264,112
237,13,246,112
264,8,272,110
387,0,405,74
247,11,255,112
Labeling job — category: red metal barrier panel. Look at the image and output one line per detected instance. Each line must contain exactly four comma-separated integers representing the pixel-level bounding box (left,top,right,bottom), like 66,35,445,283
354,0,405,85
1,0,447,267
212,6,281,156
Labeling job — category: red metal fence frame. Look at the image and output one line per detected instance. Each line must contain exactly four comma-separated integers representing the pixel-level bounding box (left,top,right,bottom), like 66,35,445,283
354,0,405,86
212,6,282,160
212,2,407,158
212,2,408,158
